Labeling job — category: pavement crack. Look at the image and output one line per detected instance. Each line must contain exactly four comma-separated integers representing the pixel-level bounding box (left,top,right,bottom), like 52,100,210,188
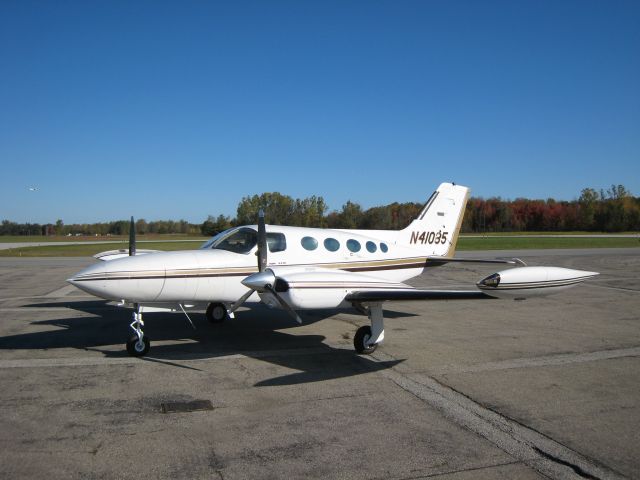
393,460,524,479
88,440,103,456
533,447,601,480
356,348,628,480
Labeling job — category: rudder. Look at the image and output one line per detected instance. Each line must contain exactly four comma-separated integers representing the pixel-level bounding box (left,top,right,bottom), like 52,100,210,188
398,183,469,257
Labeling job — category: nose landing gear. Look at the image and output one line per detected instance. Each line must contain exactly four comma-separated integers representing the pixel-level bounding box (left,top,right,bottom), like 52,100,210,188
126,307,150,356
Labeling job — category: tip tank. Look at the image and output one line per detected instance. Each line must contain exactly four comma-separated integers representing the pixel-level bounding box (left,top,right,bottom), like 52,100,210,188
477,266,599,299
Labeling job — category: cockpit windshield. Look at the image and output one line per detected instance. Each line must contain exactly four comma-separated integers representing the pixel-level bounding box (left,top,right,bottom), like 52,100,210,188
200,227,257,254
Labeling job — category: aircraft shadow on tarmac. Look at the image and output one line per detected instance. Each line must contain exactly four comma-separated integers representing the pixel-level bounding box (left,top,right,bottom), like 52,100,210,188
0,300,411,386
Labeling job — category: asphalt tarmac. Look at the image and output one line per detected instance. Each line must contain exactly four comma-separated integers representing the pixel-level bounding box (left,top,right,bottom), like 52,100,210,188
0,249,638,479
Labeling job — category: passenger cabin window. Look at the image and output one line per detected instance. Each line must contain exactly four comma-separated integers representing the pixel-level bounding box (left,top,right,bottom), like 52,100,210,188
301,236,318,251
204,227,257,254
267,232,287,253
324,238,340,252
380,243,389,253
366,241,377,253
347,239,361,252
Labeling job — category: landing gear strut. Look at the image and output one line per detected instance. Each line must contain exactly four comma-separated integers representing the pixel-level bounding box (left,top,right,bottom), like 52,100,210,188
126,306,150,356
353,303,385,355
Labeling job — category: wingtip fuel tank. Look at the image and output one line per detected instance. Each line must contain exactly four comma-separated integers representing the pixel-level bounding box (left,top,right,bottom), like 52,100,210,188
477,266,599,299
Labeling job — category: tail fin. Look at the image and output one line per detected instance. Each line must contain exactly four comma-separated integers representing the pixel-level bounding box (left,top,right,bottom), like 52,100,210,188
398,183,469,257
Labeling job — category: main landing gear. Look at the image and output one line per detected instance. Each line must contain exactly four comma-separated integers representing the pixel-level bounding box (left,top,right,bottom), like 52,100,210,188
353,303,385,355
126,306,150,356
206,302,229,323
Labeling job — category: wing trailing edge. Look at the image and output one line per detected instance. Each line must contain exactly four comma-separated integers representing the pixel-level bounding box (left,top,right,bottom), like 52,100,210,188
346,289,491,303
427,256,526,266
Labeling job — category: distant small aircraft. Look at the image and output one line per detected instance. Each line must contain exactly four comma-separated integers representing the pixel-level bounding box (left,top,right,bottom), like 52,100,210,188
68,183,598,357
28,187,38,191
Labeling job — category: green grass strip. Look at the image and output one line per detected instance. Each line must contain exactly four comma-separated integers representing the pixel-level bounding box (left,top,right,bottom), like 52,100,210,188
457,236,640,250
0,241,202,257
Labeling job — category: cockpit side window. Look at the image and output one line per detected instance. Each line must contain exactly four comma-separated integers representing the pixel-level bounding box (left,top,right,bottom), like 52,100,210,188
267,233,287,253
207,227,257,254
199,229,229,250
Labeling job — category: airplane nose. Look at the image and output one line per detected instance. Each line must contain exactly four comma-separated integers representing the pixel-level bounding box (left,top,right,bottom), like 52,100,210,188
67,262,110,298
67,256,166,302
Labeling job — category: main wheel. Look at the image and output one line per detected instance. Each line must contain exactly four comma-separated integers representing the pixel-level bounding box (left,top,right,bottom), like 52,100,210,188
206,302,228,323
126,335,150,357
354,325,377,354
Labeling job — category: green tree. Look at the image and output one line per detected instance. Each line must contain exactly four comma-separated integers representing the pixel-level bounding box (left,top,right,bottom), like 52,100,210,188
579,188,598,230
236,192,292,225
55,219,64,236
328,201,363,229
135,219,148,235
201,215,232,236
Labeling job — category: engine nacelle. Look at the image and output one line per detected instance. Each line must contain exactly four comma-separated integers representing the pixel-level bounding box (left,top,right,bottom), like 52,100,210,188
261,268,409,310
477,266,598,299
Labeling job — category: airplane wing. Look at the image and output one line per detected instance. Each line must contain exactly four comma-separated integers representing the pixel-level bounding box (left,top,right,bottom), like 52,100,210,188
427,256,526,266
247,264,598,313
94,216,163,261
346,289,490,302
94,249,161,261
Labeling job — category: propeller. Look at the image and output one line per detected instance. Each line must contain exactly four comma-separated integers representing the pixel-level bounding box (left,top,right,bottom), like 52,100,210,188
228,210,301,323
257,209,267,272
129,216,136,256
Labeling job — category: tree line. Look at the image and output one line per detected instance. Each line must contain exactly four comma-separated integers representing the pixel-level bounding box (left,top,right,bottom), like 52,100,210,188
2,185,638,237
0,218,202,237
461,185,639,233
196,185,640,235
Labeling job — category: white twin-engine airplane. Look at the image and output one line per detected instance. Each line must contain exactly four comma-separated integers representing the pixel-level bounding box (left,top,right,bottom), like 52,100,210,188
67,183,598,357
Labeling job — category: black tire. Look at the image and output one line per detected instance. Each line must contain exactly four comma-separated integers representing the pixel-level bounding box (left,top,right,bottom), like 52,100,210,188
354,325,377,354
206,302,228,324
126,335,150,357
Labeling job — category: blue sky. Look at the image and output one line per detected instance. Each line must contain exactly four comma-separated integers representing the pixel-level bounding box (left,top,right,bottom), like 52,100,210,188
1,0,639,224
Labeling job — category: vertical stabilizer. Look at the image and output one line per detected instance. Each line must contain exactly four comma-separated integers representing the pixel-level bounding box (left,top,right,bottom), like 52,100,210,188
398,183,469,257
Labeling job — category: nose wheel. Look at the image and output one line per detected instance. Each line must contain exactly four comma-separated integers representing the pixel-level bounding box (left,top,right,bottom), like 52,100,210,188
126,334,150,356
126,308,151,357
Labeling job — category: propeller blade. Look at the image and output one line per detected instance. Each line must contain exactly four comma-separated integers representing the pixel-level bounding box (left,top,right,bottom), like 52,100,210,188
265,285,302,324
129,216,136,256
257,209,267,272
228,210,268,313
228,289,255,314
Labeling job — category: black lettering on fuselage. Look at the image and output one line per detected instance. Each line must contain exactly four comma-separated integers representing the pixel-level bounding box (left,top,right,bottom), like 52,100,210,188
409,231,449,245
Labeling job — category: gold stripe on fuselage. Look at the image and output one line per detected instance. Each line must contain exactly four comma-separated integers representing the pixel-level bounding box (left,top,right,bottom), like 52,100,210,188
74,257,434,282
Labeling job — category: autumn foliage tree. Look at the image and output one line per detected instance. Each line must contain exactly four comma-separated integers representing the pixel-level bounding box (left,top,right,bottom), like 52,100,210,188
459,185,639,233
